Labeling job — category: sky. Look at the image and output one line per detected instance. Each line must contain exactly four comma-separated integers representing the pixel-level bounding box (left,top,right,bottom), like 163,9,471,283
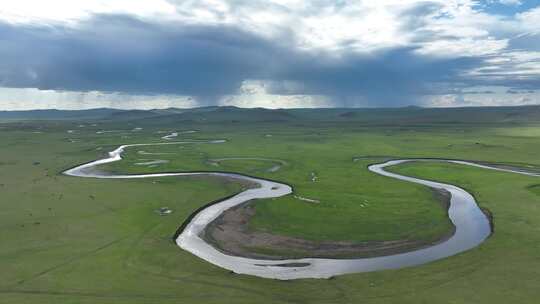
0,0,539,110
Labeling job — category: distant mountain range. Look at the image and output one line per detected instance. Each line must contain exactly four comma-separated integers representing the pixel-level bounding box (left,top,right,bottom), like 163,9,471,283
2,105,540,125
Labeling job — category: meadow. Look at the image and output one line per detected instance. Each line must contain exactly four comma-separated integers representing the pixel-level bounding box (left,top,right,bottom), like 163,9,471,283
1,106,540,303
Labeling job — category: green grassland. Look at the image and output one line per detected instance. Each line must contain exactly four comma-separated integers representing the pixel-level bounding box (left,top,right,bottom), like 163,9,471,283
1,106,540,303
105,129,458,245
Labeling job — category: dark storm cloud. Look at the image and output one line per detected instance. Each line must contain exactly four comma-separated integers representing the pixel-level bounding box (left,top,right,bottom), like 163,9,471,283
0,14,511,106
265,48,483,105
0,15,285,97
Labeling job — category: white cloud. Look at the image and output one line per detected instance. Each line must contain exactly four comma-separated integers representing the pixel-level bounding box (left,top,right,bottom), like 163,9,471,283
0,88,196,110
470,50,540,80
424,86,539,107
0,85,333,110
0,1,532,57
499,0,522,6
0,0,177,24
0,0,494,53
516,6,540,33
218,80,332,108
416,37,508,57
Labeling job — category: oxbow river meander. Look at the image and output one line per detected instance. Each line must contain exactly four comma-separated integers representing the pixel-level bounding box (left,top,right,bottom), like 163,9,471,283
63,140,539,280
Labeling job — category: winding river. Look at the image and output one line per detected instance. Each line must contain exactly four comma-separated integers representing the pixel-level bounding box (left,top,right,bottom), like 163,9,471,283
63,141,539,280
